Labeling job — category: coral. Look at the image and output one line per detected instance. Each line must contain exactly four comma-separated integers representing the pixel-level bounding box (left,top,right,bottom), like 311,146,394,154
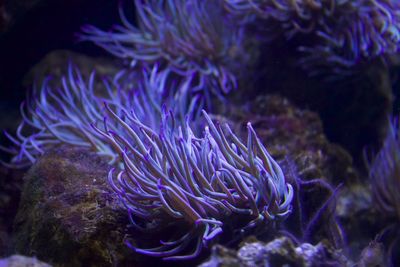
80,0,247,96
95,108,293,260
0,64,200,168
224,0,400,76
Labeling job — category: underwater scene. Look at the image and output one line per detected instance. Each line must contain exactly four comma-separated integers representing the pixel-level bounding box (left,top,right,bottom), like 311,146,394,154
0,0,399,266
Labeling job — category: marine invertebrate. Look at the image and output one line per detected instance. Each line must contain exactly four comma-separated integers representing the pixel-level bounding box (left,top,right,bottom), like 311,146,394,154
224,0,330,37
0,64,200,168
282,170,344,248
1,65,116,168
96,107,293,260
365,117,400,265
366,117,400,220
224,0,400,76
80,0,246,96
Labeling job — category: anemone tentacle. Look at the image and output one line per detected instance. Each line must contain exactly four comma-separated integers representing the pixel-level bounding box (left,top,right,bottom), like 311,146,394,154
80,0,247,97
1,64,200,168
224,0,400,76
100,107,293,260
366,117,400,220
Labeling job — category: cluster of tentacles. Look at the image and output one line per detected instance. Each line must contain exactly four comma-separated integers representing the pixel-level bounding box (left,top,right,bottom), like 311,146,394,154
224,0,400,76
80,0,247,98
364,117,400,263
94,106,293,260
366,117,400,221
0,64,201,167
1,61,294,259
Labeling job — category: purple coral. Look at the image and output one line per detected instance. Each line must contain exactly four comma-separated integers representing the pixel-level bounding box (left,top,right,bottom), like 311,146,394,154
224,0,400,76
95,107,293,260
80,0,246,95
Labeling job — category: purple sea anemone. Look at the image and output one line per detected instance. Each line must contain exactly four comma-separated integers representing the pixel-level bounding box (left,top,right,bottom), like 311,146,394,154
0,64,200,168
224,0,400,76
366,117,400,221
1,65,118,167
365,117,400,264
80,0,247,96
95,107,294,260
2,61,293,260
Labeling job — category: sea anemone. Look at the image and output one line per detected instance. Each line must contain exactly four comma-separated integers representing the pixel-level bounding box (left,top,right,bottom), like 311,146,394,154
365,117,400,264
224,0,400,76
80,0,246,96
0,64,201,168
95,107,294,260
366,117,400,221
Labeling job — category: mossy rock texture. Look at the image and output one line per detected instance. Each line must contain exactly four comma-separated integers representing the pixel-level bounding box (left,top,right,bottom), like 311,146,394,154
223,94,357,185
12,146,138,266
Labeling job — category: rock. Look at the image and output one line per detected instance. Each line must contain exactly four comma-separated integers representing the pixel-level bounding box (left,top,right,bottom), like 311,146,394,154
218,95,357,246
0,254,52,267
222,94,358,184
336,183,372,219
248,42,393,168
336,182,390,261
357,241,387,267
198,245,241,267
199,236,351,267
12,145,138,266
